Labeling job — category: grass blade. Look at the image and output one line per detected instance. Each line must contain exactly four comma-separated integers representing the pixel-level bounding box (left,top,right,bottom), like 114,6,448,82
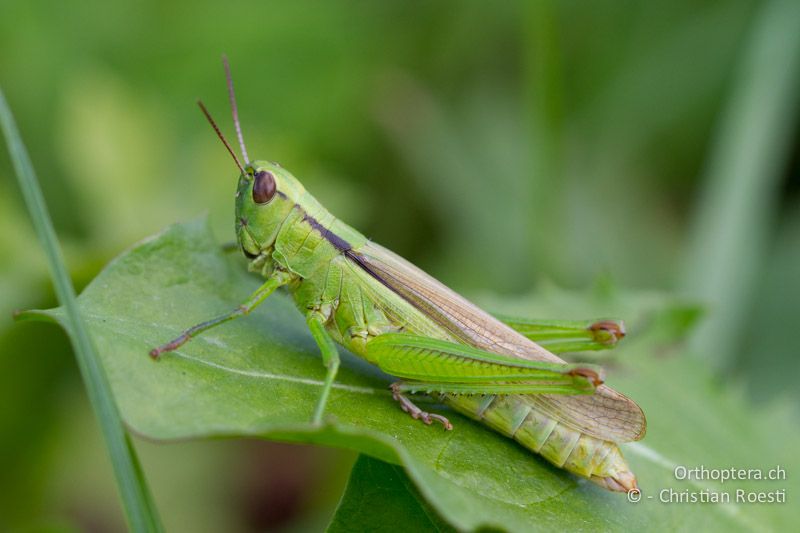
681,0,800,369
0,88,163,532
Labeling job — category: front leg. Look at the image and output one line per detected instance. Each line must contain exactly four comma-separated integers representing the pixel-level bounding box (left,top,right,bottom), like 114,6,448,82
306,312,340,425
150,272,290,358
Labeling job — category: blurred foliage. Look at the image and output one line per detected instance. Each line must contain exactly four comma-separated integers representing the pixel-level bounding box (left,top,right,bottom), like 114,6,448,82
1,0,798,531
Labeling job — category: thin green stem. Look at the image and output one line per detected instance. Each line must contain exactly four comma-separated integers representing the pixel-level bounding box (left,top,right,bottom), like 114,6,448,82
0,88,163,532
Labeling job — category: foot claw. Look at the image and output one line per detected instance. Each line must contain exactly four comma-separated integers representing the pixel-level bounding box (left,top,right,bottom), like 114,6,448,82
429,414,453,430
149,332,192,360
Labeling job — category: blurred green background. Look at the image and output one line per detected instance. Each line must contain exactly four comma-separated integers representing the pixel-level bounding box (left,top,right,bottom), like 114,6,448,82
1,0,798,531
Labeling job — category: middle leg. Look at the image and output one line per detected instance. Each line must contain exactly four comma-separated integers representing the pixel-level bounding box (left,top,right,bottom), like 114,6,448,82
306,312,340,425
390,382,453,430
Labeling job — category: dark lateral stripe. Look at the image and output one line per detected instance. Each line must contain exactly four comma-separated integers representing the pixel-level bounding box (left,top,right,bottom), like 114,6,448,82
291,204,447,337
345,250,386,284
344,250,400,296
344,249,477,347
302,212,351,252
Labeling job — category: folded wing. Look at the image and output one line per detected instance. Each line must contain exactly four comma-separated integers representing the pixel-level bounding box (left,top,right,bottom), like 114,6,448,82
347,242,646,442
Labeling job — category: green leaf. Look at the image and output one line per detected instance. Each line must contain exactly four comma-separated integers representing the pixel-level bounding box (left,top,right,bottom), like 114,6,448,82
21,218,799,531
328,454,454,533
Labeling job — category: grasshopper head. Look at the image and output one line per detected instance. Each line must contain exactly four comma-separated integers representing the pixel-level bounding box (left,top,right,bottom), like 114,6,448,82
235,160,305,258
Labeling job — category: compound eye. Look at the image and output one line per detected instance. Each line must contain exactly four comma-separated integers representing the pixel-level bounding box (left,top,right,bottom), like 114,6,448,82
252,170,276,204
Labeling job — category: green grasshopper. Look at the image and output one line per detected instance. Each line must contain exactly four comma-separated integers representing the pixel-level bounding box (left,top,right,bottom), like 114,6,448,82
151,58,645,493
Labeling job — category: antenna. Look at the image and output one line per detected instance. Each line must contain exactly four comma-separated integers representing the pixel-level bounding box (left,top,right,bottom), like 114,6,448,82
197,100,245,175
222,54,249,164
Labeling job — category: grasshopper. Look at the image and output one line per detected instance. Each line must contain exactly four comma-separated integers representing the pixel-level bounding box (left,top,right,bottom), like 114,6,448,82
151,58,645,493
